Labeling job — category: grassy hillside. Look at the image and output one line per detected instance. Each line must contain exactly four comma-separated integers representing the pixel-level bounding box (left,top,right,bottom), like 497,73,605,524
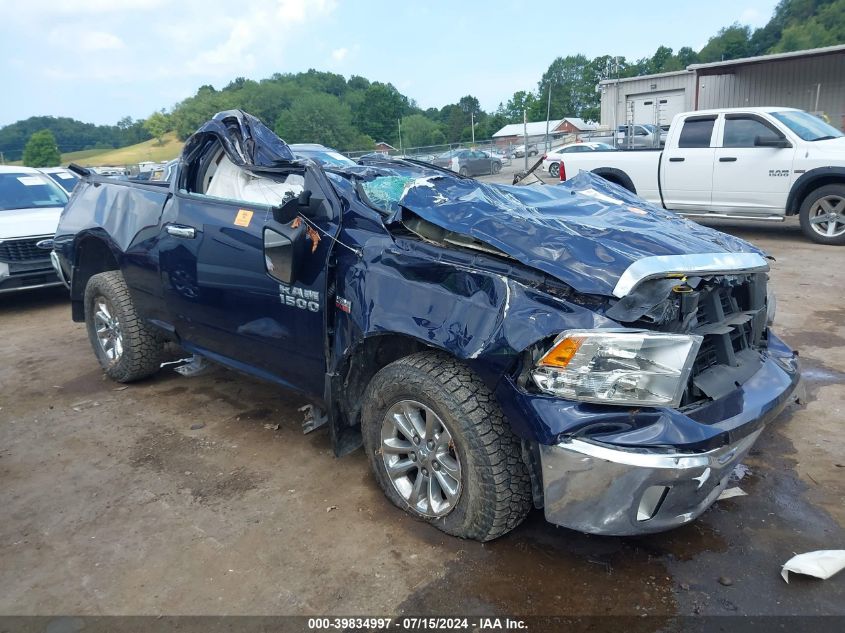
62,132,183,166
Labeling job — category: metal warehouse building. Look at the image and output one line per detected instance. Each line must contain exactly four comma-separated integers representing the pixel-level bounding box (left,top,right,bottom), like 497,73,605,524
599,44,845,131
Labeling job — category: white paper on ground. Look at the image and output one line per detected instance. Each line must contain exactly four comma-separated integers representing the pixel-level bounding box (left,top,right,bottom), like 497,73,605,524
717,487,747,501
781,550,845,583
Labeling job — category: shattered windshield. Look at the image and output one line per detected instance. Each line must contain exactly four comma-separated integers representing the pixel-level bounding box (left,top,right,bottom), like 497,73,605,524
335,161,446,215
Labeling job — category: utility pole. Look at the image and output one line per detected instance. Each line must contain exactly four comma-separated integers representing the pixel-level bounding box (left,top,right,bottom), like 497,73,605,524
523,109,528,171
545,81,553,152
470,110,476,146
0,151,4,165
398,118,403,155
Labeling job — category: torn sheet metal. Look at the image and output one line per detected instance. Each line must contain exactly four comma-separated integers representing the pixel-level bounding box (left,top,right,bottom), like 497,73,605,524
781,550,845,583
380,170,764,298
181,109,295,170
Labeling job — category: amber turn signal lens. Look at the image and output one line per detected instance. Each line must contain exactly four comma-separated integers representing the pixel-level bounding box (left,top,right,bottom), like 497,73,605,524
539,337,583,368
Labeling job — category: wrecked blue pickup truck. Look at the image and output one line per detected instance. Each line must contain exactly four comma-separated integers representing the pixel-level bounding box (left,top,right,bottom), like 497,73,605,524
53,110,801,541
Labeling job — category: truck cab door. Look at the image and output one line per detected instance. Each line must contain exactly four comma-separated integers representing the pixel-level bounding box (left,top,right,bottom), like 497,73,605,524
711,114,796,215
157,168,335,396
661,115,717,211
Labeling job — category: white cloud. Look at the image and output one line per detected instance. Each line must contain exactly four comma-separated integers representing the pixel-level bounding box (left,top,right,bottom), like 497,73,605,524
78,30,125,51
182,0,338,77
331,47,348,62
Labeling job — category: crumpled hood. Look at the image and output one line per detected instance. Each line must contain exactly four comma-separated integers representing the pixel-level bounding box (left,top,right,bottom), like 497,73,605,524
0,207,63,240
390,171,764,297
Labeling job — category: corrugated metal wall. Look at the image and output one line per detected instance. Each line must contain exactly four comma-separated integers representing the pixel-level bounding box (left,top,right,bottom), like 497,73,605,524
599,53,845,131
697,53,845,129
600,73,695,128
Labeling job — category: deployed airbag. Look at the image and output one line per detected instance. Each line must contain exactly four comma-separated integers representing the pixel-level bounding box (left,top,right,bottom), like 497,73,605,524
206,154,304,207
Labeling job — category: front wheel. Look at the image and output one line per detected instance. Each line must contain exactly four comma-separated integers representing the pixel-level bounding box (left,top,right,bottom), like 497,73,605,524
549,162,560,178
84,270,163,382
799,184,845,245
362,352,532,541
492,162,501,174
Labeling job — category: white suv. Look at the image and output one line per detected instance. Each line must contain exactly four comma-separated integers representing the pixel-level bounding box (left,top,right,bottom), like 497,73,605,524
0,166,68,293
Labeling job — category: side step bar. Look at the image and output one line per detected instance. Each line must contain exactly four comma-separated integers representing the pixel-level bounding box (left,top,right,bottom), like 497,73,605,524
679,212,785,222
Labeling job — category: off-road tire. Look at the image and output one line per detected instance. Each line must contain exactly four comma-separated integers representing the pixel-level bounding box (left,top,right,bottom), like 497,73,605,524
84,270,163,382
549,162,560,178
362,351,533,541
799,184,845,246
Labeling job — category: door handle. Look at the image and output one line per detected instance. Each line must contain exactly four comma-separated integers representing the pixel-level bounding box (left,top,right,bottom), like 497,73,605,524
668,157,685,162
166,225,196,239
719,157,737,162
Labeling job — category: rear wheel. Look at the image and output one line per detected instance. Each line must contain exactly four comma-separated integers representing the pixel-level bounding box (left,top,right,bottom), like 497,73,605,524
459,167,469,177
799,184,845,245
84,270,163,382
549,162,560,178
362,352,532,541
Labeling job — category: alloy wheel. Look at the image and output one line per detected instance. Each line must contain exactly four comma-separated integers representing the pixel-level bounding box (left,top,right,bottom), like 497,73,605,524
809,194,845,238
93,296,123,363
380,400,462,517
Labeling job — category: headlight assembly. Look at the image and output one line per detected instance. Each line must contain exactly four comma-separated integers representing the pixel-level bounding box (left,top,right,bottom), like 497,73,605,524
531,330,703,407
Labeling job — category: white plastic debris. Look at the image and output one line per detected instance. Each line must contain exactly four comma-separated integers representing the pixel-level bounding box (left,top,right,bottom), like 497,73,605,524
732,464,752,480
717,487,747,501
781,550,845,583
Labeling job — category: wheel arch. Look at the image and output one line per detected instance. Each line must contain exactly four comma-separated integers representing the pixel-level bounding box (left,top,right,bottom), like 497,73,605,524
786,167,845,215
591,167,637,194
70,232,121,321
332,333,434,443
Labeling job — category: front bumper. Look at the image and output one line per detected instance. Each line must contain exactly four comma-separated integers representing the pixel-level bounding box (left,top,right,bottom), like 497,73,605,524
0,259,62,294
493,332,801,536
540,429,763,535
536,350,801,535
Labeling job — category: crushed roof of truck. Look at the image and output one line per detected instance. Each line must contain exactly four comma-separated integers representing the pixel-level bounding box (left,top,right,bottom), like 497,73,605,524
184,110,767,297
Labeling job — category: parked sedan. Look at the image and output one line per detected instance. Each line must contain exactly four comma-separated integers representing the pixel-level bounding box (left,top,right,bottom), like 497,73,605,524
38,167,80,194
0,166,68,293
510,144,539,158
431,149,502,176
542,142,616,178
289,143,356,167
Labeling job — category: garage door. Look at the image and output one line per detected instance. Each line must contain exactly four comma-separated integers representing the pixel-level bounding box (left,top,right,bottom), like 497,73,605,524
626,90,685,126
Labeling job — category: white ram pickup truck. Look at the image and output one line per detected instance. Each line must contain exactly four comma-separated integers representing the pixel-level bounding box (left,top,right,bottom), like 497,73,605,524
557,107,845,245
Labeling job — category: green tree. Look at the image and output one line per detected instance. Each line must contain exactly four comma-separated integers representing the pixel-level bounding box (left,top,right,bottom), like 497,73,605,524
458,95,481,115
351,82,409,143
648,46,675,74
676,46,700,68
275,91,371,150
500,90,538,123
698,24,753,62
401,114,445,148
22,129,61,167
770,0,845,52
536,54,594,120
143,111,170,145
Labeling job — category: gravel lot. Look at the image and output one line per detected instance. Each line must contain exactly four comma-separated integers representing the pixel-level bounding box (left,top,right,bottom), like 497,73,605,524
1,206,843,622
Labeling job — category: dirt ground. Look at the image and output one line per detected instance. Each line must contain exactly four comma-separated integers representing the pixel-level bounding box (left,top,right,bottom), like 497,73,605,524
1,214,844,624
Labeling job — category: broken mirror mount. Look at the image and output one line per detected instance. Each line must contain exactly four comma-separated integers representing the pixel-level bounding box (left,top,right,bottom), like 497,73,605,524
272,189,312,224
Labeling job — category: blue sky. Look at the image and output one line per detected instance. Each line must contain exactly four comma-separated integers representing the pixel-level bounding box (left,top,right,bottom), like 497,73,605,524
0,0,779,127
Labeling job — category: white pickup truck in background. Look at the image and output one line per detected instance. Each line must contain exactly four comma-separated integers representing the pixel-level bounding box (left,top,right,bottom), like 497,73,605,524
557,107,845,245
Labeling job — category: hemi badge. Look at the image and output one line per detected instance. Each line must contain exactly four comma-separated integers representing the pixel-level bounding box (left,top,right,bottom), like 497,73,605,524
336,297,352,313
